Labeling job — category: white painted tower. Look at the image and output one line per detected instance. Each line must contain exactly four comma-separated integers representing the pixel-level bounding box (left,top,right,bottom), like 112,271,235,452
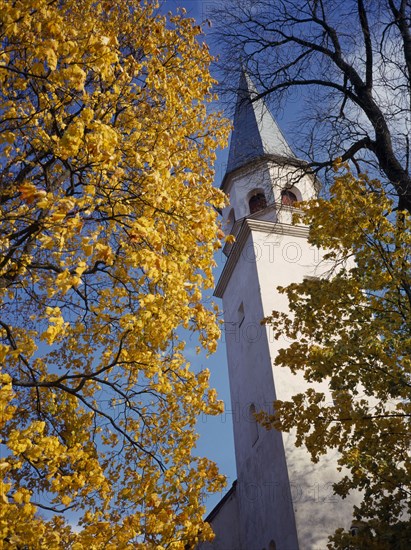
202,72,357,550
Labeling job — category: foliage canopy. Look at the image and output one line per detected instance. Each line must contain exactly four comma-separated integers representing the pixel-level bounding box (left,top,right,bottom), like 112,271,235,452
0,0,228,547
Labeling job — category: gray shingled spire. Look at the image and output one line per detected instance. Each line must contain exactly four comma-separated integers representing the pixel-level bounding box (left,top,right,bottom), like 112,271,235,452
225,71,295,176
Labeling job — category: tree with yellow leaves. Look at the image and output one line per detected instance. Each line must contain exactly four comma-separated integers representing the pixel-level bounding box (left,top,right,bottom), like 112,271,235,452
263,168,411,549
0,0,229,547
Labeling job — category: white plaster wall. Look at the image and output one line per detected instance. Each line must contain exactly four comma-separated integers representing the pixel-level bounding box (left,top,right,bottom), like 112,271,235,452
200,485,241,550
223,161,275,223
210,219,360,549
268,164,316,205
221,230,300,550
222,160,317,231
251,227,359,548
212,156,360,549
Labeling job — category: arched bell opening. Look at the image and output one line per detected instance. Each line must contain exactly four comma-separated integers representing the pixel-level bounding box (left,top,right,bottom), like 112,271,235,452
249,191,267,214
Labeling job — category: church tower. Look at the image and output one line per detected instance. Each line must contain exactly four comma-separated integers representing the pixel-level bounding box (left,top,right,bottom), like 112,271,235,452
203,72,357,550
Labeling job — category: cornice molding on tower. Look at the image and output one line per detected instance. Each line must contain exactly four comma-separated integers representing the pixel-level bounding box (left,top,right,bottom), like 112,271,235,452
221,154,308,193
214,218,309,298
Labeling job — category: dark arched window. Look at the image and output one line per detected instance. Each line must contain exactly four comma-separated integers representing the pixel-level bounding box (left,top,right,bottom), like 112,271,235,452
281,190,297,206
268,541,277,550
249,192,267,214
225,208,236,232
249,404,259,445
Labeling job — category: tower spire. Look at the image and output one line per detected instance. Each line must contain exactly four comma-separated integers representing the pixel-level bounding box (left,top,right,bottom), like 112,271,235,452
225,70,295,176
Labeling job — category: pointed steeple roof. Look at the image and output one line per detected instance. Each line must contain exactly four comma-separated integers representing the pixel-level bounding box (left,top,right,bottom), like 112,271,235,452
224,70,295,180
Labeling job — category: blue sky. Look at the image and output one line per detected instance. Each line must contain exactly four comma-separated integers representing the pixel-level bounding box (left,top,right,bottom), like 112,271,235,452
163,0,214,22
153,0,235,513
163,0,325,516
156,0,239,515
160,0,289,515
